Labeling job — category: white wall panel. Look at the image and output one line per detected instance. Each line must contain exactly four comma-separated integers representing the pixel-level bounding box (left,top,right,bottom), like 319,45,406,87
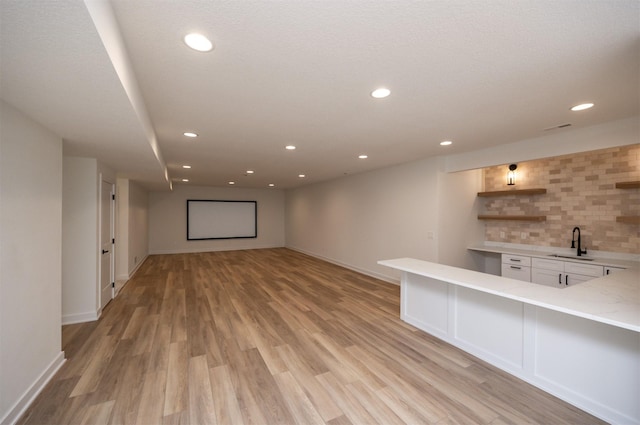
455,287,524,369
403,274,449,336
536,308,640,423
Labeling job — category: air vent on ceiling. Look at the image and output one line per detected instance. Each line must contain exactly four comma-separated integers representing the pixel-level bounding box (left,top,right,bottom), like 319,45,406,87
544,123,572,131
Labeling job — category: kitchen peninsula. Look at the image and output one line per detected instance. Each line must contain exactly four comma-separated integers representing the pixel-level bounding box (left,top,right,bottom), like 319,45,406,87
378,257,639,425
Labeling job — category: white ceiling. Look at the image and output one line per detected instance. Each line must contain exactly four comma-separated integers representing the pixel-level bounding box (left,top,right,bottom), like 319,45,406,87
1,1,638,190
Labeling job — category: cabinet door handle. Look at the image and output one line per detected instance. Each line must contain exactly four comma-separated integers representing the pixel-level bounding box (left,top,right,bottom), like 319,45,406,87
565,275,569,286
606,269,610,275
510,259,521,262
510,266,521,270
558,273,562,284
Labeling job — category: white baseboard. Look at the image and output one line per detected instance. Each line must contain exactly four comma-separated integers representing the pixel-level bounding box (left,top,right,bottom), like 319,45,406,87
0,352,65,425
116,273,130,281
115,254,150,283
148,244,285,255
128,254,148,278
61,310,99,325
286,246,400,286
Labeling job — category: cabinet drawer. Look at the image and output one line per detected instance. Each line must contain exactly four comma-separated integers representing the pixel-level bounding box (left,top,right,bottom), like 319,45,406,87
501,264,531,282
564,262,603,277
531,258,563,271
501,254,531,267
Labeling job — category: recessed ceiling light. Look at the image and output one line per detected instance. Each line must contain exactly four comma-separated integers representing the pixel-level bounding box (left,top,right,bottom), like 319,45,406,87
285,145,296,150
440,140,453,146
181,179,189,182
298,174,306,178
184,33,213,52
246,170,254,174
358,154,368,159
228,181,235,185
183,132,198,138
182,165,191,169
571,103,594,111
371,88,391,98
268,183,275,187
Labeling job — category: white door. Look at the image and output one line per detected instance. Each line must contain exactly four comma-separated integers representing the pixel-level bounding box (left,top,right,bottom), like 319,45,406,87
100,180,114,310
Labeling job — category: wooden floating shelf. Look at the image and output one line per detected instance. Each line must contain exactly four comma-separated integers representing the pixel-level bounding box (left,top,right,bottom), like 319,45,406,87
477,188,547,197
616,216,640,224
615,181,640,189
477,215,547,222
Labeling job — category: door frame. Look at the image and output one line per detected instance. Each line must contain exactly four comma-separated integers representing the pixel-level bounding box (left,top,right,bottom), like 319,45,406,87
98,176,115,312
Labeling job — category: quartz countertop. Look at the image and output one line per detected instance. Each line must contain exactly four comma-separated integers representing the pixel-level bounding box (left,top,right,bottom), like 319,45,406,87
378,257,640,333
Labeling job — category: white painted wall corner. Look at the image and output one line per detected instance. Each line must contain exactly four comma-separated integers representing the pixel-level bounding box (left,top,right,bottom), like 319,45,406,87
0,353,65,425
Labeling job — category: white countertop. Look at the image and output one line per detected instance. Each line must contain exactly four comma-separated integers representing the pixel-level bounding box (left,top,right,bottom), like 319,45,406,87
378,257,640,333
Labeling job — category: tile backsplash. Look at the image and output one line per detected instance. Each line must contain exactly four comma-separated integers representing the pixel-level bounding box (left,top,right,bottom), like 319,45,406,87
482,144,639,253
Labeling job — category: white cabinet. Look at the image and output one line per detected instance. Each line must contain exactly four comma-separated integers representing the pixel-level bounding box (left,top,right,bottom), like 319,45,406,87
564,262,603,278
499,253,627,287
564,262,604,287
501,254,531,282
531,258,605,288
604,266,625,276
531,266,564,287
531,258,563,287
564,272,595,286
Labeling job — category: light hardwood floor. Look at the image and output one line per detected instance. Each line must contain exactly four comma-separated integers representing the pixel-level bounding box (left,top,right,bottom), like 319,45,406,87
18,248,604,425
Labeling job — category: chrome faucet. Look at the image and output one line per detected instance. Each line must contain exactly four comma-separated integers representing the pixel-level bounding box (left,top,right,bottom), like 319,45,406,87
571,227,587,256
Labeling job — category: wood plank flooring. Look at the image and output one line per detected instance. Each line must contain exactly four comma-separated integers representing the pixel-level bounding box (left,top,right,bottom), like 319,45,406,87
18,248,605,424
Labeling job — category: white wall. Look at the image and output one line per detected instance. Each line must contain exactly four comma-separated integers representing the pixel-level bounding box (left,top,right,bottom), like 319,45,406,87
436,167,485,270
128,180,148,274
148,185,285,254
61,157,115,324
0,100,65,425
285,157,467,282
62,157,98,324
115,177,129,280
116,178,148,280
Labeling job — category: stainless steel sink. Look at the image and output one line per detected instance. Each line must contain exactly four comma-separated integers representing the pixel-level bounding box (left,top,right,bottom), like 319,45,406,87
547,254,594,261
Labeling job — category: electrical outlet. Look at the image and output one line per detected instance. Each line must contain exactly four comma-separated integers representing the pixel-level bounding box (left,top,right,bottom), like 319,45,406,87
427,231,434,240
520,232,527,239
500,231,505,238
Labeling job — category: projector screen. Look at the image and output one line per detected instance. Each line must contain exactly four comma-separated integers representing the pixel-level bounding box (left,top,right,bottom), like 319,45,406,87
187,200,257,240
